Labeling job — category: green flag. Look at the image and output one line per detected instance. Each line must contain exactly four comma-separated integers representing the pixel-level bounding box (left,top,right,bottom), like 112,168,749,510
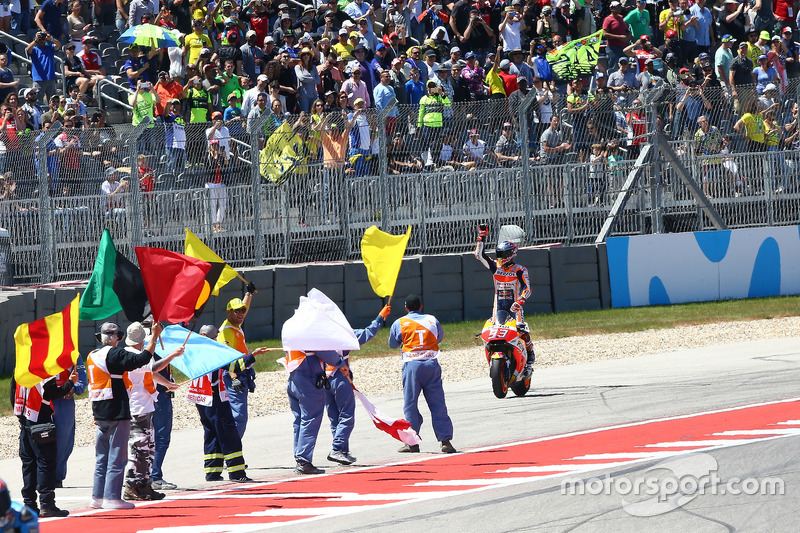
547,30,604,81
79,229,149,322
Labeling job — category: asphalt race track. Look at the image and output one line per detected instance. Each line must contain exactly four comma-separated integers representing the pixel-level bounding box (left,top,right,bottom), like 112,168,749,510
2,336,798,532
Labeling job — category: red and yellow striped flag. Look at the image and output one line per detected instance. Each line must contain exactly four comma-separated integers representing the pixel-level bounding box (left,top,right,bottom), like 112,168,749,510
14,295,80,388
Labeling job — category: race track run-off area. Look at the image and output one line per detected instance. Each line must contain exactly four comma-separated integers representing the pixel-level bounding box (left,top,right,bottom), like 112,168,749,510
45,398,800,532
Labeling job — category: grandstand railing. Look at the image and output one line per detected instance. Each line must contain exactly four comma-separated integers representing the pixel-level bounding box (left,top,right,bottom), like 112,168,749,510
3,83,800,285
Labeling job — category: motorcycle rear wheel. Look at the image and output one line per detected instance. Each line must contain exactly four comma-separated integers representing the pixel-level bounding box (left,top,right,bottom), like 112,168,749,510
490,358,509,398
510,377,531,397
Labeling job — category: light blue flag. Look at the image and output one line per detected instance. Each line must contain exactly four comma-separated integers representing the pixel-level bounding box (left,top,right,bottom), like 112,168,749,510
159,325,244,380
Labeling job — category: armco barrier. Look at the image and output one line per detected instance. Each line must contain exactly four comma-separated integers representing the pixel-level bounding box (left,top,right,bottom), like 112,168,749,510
606,225,800,307
0,244,610,373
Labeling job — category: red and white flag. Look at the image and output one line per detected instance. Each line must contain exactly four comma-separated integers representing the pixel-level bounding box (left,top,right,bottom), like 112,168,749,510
353,387,421,445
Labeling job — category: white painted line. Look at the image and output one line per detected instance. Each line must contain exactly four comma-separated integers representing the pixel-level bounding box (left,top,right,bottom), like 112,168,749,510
639,440,754,448
712,429,800,436
569,452,680,460
493,462,632,473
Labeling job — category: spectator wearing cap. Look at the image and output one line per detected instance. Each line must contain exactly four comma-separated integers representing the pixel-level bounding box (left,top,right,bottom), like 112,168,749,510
21,89,42,130
406,67,426,105
759,83,781,114
748,30,766,67
753,53,779,94
658,0,682,41
781,27,800,79
356,16,378,52
333,29,354,61
185,18,213,66
508,48,532,85
341,64,371,108
624,35,663,74
718,0,746,45
462,128,493,167
77,36,106,93
553,2,577,44
241,73,268,117
388,58,408,105
440,46,461,72
417,80,451,161
206,109,231,157
638,58,664,90
497,57,519,96
317,9,338,40
347,97,372,175
240,30,264,79
372,43,390,74
26,31,61,102
279,28,300,58
716,35,735,90
691,0,714,56
768,35,789,88
461,51,485,99
240,0,271,47
486,45,506,98
495,121,520,165
625,0,651,40
422,49,440,83
164,98,186,171
659,29,681,66
353,44,379,94
730,41,755,101
607,57,639,92
603,1,631,73
100,167,128,214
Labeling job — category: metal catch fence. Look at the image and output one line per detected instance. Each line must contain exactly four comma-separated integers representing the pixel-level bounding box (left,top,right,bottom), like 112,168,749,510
3,87,800,286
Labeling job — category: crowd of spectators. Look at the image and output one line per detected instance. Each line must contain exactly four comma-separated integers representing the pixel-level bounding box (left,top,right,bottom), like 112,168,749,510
0,0,797,204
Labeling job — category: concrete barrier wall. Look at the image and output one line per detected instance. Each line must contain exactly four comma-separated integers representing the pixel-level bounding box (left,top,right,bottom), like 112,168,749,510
0,244,610,373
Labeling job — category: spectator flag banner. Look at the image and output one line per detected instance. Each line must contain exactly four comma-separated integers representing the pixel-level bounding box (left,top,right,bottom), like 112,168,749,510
259,122,311,185
184,229,239,295
159,324,245,380
361,225,412,298
547,29,604,81
135,247,212,324
281,288,360,356
15,295,80,388
79,229,149,322
353,386,422,445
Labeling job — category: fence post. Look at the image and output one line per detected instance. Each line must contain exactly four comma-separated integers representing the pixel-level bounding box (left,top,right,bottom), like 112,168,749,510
764,153,775,226
126,116,152,251
376,99,396,231
565,167,575,243
34,120,62,283
518,89,537,238
649,104,663,234
248,113,270,266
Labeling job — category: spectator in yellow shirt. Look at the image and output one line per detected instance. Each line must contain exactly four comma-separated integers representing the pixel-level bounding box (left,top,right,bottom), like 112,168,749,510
185,18,212,66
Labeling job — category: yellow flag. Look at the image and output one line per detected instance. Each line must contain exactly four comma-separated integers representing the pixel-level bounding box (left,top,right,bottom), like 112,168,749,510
360,226,412,298
184,229,239,295
15,295,80,388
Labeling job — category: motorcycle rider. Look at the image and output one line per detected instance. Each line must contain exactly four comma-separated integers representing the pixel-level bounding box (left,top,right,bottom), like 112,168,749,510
475,225,535,379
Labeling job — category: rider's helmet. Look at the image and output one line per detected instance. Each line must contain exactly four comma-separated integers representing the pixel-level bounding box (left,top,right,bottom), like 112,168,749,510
495,241,517,266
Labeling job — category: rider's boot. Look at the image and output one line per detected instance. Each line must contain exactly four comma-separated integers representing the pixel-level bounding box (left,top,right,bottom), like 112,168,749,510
521,331,534,380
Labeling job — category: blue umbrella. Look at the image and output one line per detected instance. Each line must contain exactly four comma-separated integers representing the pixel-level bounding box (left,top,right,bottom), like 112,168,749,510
118,24,181,48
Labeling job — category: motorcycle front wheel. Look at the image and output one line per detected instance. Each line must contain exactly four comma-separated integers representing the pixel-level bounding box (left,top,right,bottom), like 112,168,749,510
490,357,509,398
